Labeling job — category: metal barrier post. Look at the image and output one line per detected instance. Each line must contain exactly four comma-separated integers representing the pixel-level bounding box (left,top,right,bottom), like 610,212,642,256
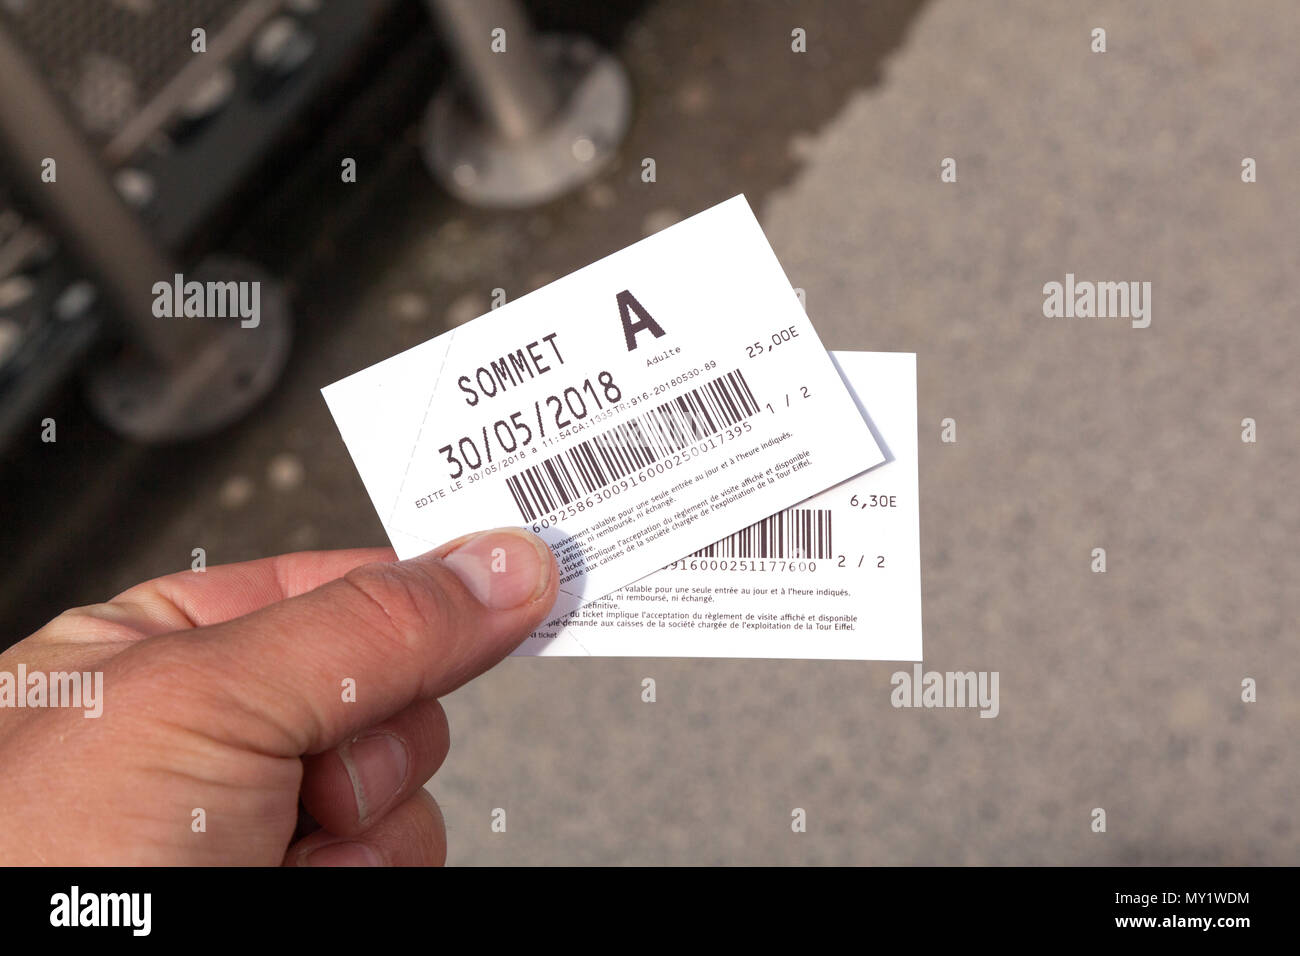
0,27,290,442
422,0,632,207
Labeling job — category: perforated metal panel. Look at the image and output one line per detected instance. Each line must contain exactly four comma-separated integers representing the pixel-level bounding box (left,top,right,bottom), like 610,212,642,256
0,0,248,139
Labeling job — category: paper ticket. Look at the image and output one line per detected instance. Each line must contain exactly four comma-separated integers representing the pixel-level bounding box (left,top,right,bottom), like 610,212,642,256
322,196,886,629
529,351,922,659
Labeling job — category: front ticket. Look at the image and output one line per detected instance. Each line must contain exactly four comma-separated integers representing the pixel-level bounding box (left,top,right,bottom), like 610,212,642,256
531,351,922,659
322,196,886,631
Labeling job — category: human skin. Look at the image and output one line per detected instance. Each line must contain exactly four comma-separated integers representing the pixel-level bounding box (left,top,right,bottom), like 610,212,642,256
0,527,557,865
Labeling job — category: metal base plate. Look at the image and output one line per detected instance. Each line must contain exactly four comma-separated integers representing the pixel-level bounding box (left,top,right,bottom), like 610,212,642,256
84,256,291,443
423,34,632,208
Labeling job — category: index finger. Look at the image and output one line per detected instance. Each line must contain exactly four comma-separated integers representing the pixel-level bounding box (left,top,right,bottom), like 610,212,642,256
114,528,558,757
104,547,399,636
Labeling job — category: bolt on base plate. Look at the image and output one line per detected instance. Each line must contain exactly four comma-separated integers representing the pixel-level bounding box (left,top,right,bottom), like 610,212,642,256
423,35,633,208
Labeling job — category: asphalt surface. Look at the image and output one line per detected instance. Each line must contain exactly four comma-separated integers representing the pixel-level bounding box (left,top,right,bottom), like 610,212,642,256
3,0,1296,864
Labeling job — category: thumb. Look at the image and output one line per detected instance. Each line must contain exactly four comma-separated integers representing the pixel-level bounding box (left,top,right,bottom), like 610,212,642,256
120,528,557,756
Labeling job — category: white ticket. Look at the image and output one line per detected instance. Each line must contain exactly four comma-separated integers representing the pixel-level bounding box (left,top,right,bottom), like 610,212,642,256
530,351,922,659
321,196,886,627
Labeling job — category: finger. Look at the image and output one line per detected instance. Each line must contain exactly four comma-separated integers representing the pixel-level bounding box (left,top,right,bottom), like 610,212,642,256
287,789,446,866
300,697,449,837
79,547,398,638
129,527,556,757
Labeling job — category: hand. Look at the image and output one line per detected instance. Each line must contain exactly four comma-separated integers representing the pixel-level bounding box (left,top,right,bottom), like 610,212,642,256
0,528,557,865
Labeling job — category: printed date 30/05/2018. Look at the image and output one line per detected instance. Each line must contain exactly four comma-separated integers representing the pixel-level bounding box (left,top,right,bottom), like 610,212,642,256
438,371,623,480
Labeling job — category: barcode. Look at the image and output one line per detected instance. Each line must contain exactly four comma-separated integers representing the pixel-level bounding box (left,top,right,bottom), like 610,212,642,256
506,368,760,522
690,507,833,559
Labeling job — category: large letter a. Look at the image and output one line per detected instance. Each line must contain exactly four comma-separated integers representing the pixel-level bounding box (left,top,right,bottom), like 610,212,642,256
617,290,666,351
